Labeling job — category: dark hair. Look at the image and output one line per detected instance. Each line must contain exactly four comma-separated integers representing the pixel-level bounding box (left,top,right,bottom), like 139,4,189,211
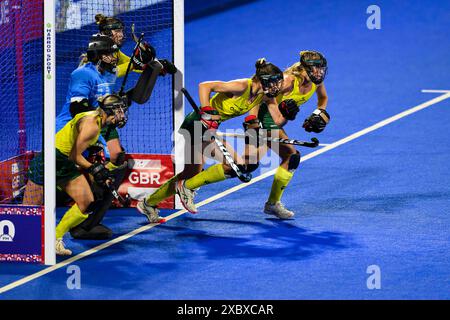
252,58,283,81
95,13,124,34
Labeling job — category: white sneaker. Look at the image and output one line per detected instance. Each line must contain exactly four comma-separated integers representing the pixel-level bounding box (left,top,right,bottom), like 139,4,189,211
175,180,198,213
56,238,72,256
137,200,166,224
264,201,295,219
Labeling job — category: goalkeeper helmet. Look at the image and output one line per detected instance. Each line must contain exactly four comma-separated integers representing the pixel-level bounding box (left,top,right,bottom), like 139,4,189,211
98,94,128,128
87,35,119,72
300,50,328,85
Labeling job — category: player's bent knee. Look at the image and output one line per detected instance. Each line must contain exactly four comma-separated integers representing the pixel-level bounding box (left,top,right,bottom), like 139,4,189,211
288,151,301,172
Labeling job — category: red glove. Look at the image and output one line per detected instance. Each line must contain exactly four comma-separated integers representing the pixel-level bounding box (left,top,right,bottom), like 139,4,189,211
199,106,220,130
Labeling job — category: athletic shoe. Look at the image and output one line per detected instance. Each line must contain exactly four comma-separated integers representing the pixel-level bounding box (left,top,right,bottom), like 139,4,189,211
264,201,295,219
175,179,198,213
137,200,166,223
56,238,72,256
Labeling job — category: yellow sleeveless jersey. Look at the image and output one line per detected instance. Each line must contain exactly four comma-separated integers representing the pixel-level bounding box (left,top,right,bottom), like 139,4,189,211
277,76,316,106
55,111,102,156
211,79,265,121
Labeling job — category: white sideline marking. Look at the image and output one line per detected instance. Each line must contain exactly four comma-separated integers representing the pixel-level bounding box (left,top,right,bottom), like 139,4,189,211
422,89,450,93
1,91,449,295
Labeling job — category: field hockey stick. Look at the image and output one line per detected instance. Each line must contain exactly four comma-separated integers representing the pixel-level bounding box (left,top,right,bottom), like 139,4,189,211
180,88,252,183
216,132,319,147
118,30,145,97
105,180,131,207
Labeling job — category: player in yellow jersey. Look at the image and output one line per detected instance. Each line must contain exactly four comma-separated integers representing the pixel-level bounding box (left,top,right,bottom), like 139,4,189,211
244,50,330,219
54,94,128,255
137,58,285,220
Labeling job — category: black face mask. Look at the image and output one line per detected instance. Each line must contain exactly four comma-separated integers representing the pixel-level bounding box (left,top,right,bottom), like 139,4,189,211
101,101,128,128
300,51,328,84
259,73,284,98
305,65,328,85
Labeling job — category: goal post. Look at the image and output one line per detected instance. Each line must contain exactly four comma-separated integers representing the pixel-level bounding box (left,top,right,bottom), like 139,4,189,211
44,0,56,265
0,0,184,265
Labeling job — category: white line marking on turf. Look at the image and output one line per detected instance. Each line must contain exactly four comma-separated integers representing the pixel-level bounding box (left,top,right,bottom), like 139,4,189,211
422,89,450,93
1,91,449,295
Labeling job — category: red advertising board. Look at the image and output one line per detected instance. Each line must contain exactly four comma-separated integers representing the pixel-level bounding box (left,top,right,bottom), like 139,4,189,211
118,154,175,209
0,152,34,203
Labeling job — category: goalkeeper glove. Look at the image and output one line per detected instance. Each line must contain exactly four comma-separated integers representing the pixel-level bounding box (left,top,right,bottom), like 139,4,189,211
132,42,156,70
158,59,177,76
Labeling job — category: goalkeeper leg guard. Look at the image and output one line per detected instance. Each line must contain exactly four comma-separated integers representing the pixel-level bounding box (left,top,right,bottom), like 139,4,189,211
56,204,89,239
268,166,294,204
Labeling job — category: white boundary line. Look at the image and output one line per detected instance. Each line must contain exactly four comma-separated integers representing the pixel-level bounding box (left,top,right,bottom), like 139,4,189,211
422,89,450,93
1,91,449,295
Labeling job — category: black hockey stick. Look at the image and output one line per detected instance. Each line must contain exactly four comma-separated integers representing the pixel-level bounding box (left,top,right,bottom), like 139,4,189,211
181,87,252,183
216,132,319,148
105,180,131,207
118,31,145,97
102,32,144,141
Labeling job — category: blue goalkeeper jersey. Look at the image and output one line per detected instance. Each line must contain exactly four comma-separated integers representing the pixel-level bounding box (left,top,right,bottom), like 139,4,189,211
56,62,117,132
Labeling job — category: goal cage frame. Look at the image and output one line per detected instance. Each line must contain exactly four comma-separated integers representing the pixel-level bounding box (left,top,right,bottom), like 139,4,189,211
0,0,184,265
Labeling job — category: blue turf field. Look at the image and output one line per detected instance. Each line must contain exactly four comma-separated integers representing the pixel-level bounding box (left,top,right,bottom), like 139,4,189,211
1,0,449,299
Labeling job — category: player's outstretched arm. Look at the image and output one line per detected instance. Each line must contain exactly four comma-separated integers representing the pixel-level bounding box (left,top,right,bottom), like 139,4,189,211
198,79,248,107
316,82,328,110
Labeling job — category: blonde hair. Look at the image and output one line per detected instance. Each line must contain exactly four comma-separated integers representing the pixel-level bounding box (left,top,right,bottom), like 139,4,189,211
284,61,305,78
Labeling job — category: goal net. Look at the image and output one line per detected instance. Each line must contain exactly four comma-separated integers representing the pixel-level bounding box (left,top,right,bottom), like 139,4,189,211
0,0,184,265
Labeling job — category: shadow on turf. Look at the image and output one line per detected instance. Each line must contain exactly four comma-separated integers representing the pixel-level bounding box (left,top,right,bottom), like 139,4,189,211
156,217,354,261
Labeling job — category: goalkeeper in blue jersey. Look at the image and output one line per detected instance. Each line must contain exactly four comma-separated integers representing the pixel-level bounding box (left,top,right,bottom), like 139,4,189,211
71,14,177,164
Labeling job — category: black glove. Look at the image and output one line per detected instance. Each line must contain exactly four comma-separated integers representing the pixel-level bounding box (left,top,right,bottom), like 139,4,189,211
278,99,299,120
132,42,156,70
88,163,113,187
243,115,261,146
303,109,330,133
158,59,177,76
